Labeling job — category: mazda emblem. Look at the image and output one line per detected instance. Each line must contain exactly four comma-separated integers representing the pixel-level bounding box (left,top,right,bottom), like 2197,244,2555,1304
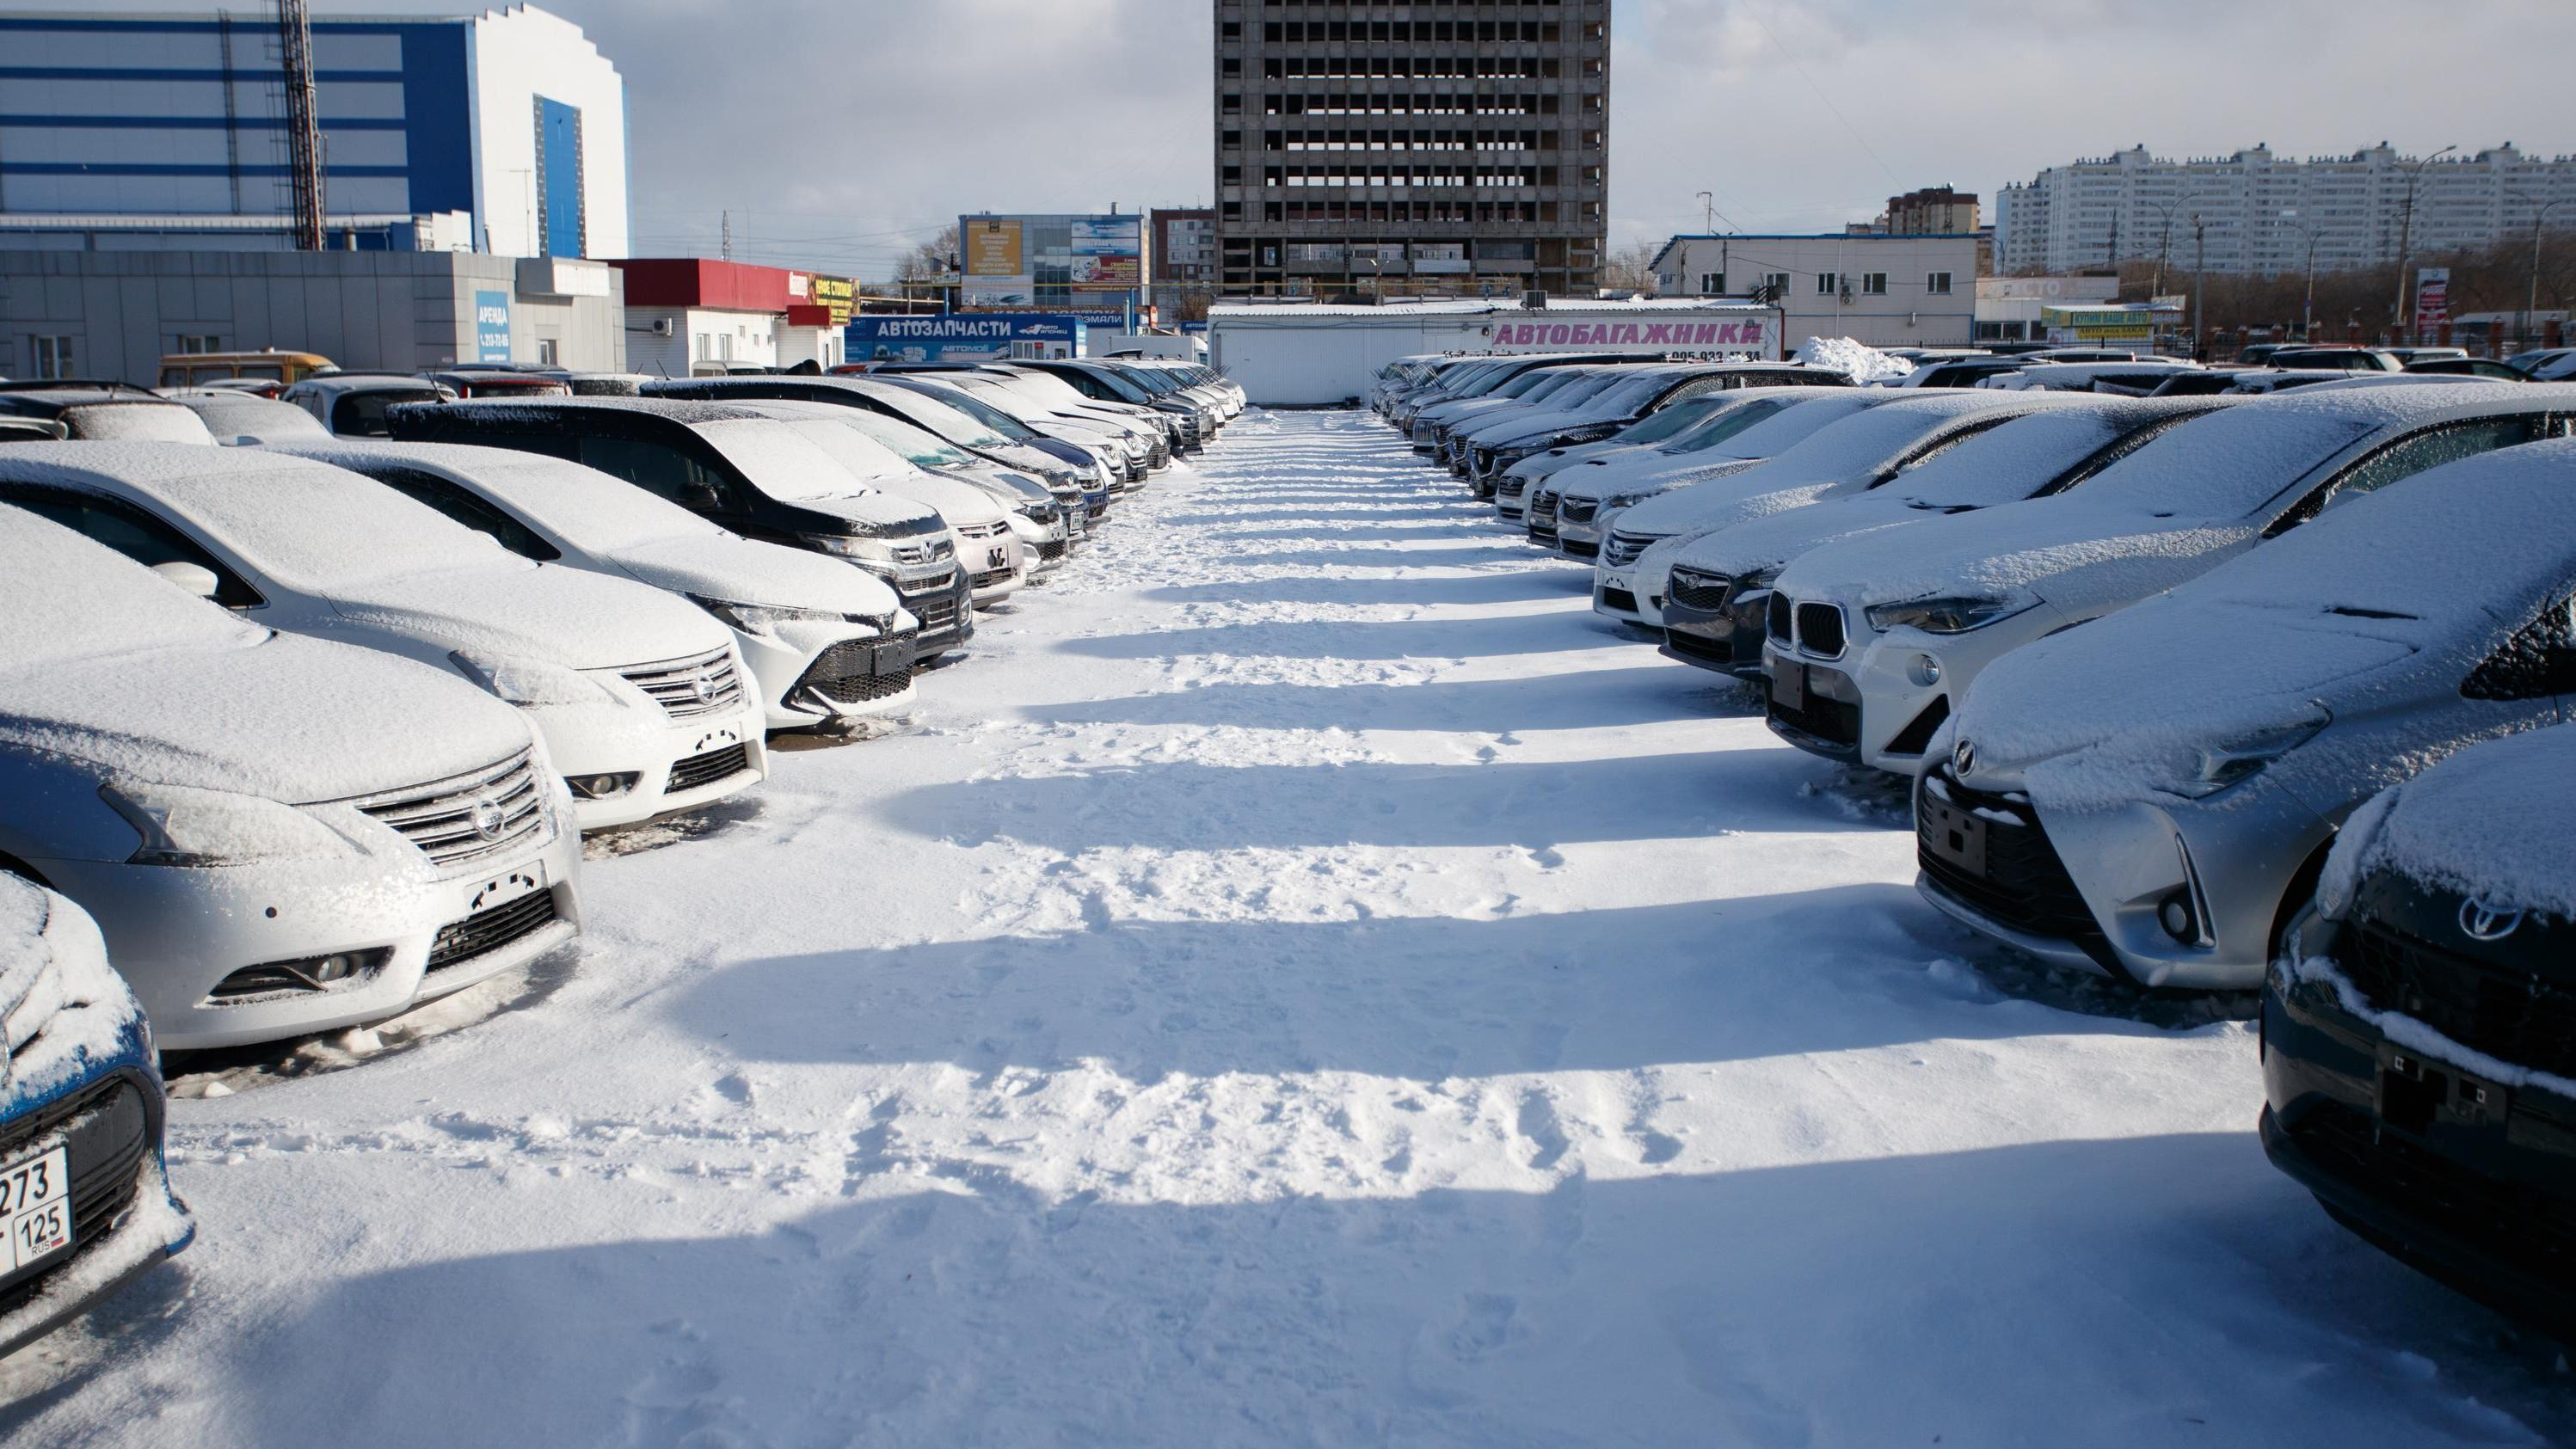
1952,737,1977,778
470,797,507,841
2458,896,2524,942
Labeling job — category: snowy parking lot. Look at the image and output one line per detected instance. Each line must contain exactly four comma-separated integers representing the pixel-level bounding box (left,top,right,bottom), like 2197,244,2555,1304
6,408,2571,1446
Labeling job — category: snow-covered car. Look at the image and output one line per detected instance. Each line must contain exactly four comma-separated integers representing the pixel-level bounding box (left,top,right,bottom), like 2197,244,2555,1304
1916,436,2576,992
2264,722,2576,1335
1589,392,2074,623
0,505,582,1047
774,401,1081,564
1454,364,1750,486
872,375,1120,507
1980,360,2204,394
904,371,1165,479
387,396,976,663
1393,356,1529,435
1490,390,1771,513
279,374,453,437
996,362,1204,452
648,376,1102,507
1410,357,1635,451
0,876,194,1359
0,440,766,832
161,390,332,445
2505,347,2576,382
1523,390,1891,532
268,440,922,728
1766,384,2576,777
735,400,1063,585
0,387,214,444
1535,385,1978,561
1657,398,2235,678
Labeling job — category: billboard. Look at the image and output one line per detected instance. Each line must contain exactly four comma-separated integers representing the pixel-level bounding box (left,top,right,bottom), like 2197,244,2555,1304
2415,267,2451,330
965,219,1024,277
846,313,1088,364
473,289,512,362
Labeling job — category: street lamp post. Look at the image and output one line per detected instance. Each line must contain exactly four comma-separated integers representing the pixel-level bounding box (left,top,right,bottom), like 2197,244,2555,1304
2281,208,2321,341
2511,190,2571,353
2192,212,2207,359
2390,144,2460,345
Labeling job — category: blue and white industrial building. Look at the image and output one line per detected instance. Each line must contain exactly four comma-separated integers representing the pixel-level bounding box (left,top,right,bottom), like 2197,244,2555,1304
0,3,626,256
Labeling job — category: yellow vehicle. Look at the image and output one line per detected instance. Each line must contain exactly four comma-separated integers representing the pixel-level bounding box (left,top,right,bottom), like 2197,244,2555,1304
156,349,336,391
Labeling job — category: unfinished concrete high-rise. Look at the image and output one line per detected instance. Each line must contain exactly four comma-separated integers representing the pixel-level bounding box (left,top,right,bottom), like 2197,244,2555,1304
1212,1,1610,300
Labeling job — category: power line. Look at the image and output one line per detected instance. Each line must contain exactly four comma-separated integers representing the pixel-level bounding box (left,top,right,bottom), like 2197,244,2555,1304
1737,1,1905,192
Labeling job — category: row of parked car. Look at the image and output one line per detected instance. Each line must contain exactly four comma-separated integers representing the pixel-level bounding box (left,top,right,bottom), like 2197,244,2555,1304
1376,351,2576,1337
0,356,1244,1358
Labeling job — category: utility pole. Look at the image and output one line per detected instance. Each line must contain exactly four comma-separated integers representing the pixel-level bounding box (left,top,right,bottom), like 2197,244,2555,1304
274,0,325,250
2282,208,2320,341
2511,190,2569,354
2192,212,2207,360
2390,144,2459,346
1698,191,1713,236
720,210,732,261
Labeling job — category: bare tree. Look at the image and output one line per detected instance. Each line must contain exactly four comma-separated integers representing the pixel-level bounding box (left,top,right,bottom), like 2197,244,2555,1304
1597,238,1663,294
891,224,960,291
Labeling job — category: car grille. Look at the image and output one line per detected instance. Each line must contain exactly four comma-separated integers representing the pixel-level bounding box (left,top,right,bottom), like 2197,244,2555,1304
900,574,962,638
2341,920,2576,1080
1604,530,1657,568
1768,592,1793,645
1036,537,1067,562
1559,498,1599,525
2284,1102,2576,1291
1601,586,1638,614
622,647,746,720
1915,770,2103,944
1472,447,1496,474
1665,629,1735,666
0,1078,149,1317
954,520,1010,543
1669,568,1732,611
1768,666,1860,747
424,888,559,974
667,742,753,795
793,634,916,705
1797,601,1848,658
888,537,953,566
969,566,1015,590
1497,476,1528,500
350,749,545,869
1562,537,1599,560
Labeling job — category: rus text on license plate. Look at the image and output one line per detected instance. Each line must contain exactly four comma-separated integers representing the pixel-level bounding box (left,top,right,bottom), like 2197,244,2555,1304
0,1145,72,1273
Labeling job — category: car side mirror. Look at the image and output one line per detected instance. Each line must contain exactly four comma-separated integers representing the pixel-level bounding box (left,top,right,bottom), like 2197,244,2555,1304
151,560,222,599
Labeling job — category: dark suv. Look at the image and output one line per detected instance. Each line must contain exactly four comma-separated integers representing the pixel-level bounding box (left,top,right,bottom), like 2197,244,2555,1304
2264,723,2576,1334
388,397,974,660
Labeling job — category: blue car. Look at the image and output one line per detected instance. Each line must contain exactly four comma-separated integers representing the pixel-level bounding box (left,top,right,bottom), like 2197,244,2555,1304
0,876,192,1357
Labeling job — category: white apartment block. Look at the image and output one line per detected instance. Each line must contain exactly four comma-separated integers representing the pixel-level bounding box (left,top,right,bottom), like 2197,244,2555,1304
1994,143,2576,277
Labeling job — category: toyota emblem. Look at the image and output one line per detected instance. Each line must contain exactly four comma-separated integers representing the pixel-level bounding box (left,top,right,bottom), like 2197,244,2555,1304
1952,737,1977,778
692,671,719,705
469,797,508,841
2458,896,2524,942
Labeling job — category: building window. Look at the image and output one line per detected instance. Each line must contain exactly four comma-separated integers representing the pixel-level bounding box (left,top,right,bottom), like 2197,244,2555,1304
1927,271,1954,295
537,337,560,366
1861,273,1888,296
1816,272,1840,294
175,334,223,355
27,335,73,379
1697,272,1725,295
1760,272,1789,298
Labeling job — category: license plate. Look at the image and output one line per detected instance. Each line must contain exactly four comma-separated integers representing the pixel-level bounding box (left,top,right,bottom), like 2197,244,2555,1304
1771,660,1806,711
872,641,913,676
466,858,546,914
0,1145,71,1274
1917,791,1988,875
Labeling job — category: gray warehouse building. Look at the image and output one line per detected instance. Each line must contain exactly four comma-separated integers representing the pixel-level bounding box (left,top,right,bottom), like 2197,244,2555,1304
1212,0,1611,300
0,249,625,384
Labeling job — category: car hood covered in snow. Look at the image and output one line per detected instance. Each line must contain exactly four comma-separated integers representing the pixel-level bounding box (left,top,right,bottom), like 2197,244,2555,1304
609,534,901,618
330,561,731,673
2329,724,2576,924
1951,439,2576,807
0,507,531,801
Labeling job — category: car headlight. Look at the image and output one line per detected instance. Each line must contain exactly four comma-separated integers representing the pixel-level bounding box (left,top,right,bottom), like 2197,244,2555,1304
1556,423,1621,445
1865,594,2036,634
798,531,895,563
448,648,614,707
1019,500,1060,523
687,594,858,638
2164,711,2332,800
98,779,356,867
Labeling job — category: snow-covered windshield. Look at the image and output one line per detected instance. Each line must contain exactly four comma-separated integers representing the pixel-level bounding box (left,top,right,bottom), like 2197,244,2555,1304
143,459,517,592
0,504,262,670
1897,408,2154,508
891,385,1030,446
1529,371,1626,409
1662,394,1800,451
1589,371,1684,416
692,418,884,503
773,418,923,488
1749,399,2013,482
2077,407,2377,514
1614,393,1734,445
830,410,977,470
1681,394,1884,458
445,453,726,553
1085,367,1158,403
1005,371,1097,408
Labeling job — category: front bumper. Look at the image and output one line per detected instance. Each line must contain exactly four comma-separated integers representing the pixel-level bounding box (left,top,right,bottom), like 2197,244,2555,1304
34,824,585,1050
2262,954,2576,1334
863,562,974,658
738,623,916,729
548,694,766,832
1657,580,1772,679
0,1060,193,1360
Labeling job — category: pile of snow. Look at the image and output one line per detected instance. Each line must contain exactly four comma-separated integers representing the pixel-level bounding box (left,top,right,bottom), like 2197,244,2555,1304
1793,336,1912,384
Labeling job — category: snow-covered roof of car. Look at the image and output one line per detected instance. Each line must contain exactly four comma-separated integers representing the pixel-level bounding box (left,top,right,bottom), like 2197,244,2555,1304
0,440,519,592
2331,723,2576,924
264,439,731,550
1955,436,2576,807
164,390,330,444
406,396,778,426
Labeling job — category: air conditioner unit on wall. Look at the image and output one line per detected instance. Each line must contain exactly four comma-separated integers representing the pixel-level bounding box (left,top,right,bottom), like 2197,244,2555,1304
651,317,674,336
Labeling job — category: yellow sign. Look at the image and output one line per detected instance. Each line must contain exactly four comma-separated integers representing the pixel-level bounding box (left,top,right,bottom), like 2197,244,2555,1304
808,274,855,325
966,220,1024,277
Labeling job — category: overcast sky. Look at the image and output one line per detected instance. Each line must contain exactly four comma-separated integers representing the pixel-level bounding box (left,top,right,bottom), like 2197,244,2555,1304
210,1,2576,276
